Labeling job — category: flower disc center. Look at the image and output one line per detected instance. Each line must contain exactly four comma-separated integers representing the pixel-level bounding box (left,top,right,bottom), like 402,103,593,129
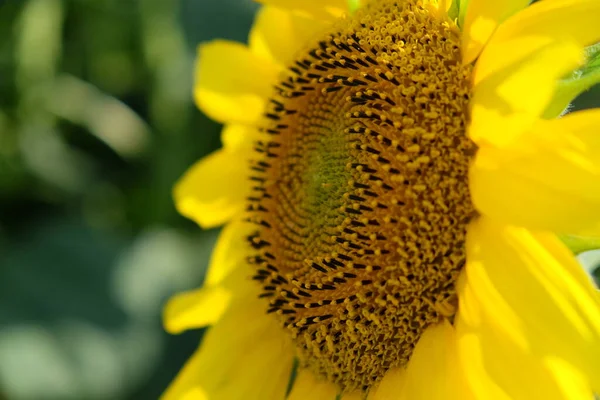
247,0,476,392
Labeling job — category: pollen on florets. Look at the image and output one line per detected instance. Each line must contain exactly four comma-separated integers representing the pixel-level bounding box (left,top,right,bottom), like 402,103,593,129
246,0,475,393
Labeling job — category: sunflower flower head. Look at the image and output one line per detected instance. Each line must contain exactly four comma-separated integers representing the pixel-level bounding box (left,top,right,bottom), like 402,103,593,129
165,0,600,398
248,0,475,391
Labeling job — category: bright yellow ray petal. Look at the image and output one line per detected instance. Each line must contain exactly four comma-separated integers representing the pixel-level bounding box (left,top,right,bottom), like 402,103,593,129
441,0,451,12
456,218,600,397
220,123,261,150
455,276,514,400
161,348,210,400
456,315,593,400
204,218,255,287
287,369,339,400
368,367,406,400
369,322,474,400
194,40,279,124
461,0,529,64
163,286,232,334
474,0,600,85
470,109,600,233
544,357,594,400
255,0,348,21
173,125,258,229
399,321,473,400
249,6,329,67
162,250,295,400
469,40,583,148
162,310,294,400
163,218,255,332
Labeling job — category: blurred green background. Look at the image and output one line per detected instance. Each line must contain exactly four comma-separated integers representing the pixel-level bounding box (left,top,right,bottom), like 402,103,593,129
0,0,599,399
0,0,261,398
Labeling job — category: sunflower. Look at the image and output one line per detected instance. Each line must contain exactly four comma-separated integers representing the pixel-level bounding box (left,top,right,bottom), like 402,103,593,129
162,0,600,398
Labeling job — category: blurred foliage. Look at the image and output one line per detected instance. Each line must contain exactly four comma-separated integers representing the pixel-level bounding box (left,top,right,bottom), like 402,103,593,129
0,0,257,398
0,0,599,399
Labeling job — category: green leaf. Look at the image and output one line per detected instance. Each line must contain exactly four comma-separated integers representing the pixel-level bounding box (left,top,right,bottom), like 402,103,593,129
544,42,600,118
347,0,360,13
560,234,600,255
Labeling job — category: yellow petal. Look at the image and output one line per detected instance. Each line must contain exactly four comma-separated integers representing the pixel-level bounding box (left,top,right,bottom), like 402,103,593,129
255,0,348,21
428,0,453,21
163,286,232,334
173,126,257,229
455,277,513,400
194,40,279,124
470,109,600,233
469,40,583,148
457,316,592,400
162,261,295,399
400,321,473,400
287,369,339,400
441,0,452,12
340,391,363,400
368,367,406,400
544,357,595,400
456,218,600,397
220,123,261,150
204,218,256,287
474,0,600,85
163,218,255,333
249,6,329,67
461,0,529,64
369,322,473,400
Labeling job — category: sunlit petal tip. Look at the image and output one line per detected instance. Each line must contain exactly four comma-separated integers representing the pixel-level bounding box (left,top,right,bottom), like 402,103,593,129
173,146,253,229
163,286,231,334
194,40,279,125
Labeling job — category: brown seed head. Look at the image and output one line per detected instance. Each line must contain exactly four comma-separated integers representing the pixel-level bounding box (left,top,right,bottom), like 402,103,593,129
246,0,476,392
